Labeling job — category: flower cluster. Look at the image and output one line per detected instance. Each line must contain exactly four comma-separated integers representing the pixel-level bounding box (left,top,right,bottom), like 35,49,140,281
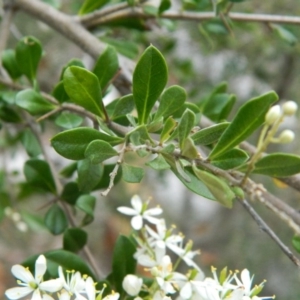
118,195,275,300
5,254,119,300
5,195,275,300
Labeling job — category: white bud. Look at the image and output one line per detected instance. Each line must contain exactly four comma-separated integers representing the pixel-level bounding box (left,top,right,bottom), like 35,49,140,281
122,274,143,296
265,105,281,125
16,221,28,232
282,101,298,116
11,212,21,222
279,129,295,143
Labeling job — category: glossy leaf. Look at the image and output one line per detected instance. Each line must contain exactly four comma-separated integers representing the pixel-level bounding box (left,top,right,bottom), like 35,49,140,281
111,235,136,294
61,182,82,205
146,154,170,170
178,109,195,149
133,45,168,124
253,153,300,177
51,127,123,160
193,167,235,208
44,204,68,235
209,91,278,159
76,195,96,226
159,0,171,13
122,164,145,183
21,129,42,157
63,228,87,253
16,89,56,115
163,154,215,200
59,58,85,81
191,122,229,145
0,104,22,123
211,148,249,170
52,81,69,103
55,112,83,129
77,159,103,192
63,66,104,118
155,85,186,120
85,140,118,164
160,117,176,144
111,95,135,119
79,0,109,15
23,250,96,280
15,36,42,82
1,49,22,79
24,159,56,193
59,162,78,178
93,46,119,91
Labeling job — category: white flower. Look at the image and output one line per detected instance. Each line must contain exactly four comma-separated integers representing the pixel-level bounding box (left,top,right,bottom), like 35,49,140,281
102,292,120,300
84,276,97,300
122,274,143,296
58,267,86,299
265,105,281,125
5,255,62,300
117,195,162,230
282,101,298,116
278,129,295,143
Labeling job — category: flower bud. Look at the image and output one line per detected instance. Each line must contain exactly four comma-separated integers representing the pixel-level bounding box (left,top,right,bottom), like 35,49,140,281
282,101,298,116
265,105,281,125
279,129,295,143
122,275,143,296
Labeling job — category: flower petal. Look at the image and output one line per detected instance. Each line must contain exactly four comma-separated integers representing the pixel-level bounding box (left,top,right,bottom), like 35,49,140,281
117,207,137,216
131,195,142,212
5,287,33,299
180,282,192,299
40,279,63,293
32,289,42,300
131,215,143,230
144,207,163,216
85,276,96,300
11,265,35,283
35,255,47,283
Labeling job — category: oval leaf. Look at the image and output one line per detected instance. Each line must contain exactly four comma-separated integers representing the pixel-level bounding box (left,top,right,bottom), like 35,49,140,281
1,49,22,79
209,91,278,159
44,204,68,235
15,36,42,81
253,153,300,177
122,164,144,183
63,66,104,118
16,89,56,115
63,228,87,253
85,140,118,164
178,109,195,150
55,112,83,129
51,127,123,160
76,194,96,226
133,45,168,124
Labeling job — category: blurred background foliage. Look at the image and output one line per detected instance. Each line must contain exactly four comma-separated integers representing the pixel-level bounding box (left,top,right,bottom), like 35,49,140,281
1,0,300,298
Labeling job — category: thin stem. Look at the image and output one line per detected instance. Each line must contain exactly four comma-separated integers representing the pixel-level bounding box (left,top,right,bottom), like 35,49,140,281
239,198,300,267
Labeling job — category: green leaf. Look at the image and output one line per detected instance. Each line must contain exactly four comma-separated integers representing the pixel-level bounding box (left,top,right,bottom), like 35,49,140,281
85,140,118,164
128,125,154,146
0,104,22,123
63,228,87,253
122,164,145,183
77,159,103,192
59,58,85,81
155,85,186,120
79,0,109,15
163,154,215,200
93,46,119,91
292,236,300,254
51,127,123,160
160,117,177,144
23,250,96,280
203,93,236,122
76,194,96,226
252,153,300,177
191,122,229,145
271,24,298,46
44,204,68,235
181,137,198,159
193,166,235,208
63,66,104,118
178,109,195,149
1,49,22,79
211,148,249,170
21,129,42,157
209,91,278,159
55,112,83,129
159,0,171,13
111,235,136,294
111,95,135,119
15,36,42,82
133,45,168,124
24,159,56,193
16,89,56,115
52,81,69,103
93,164,122,190
146,154,170,170
61,182,82,205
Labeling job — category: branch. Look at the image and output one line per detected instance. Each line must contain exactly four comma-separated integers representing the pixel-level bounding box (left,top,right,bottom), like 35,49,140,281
239,198,300,267
80,8,300,28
